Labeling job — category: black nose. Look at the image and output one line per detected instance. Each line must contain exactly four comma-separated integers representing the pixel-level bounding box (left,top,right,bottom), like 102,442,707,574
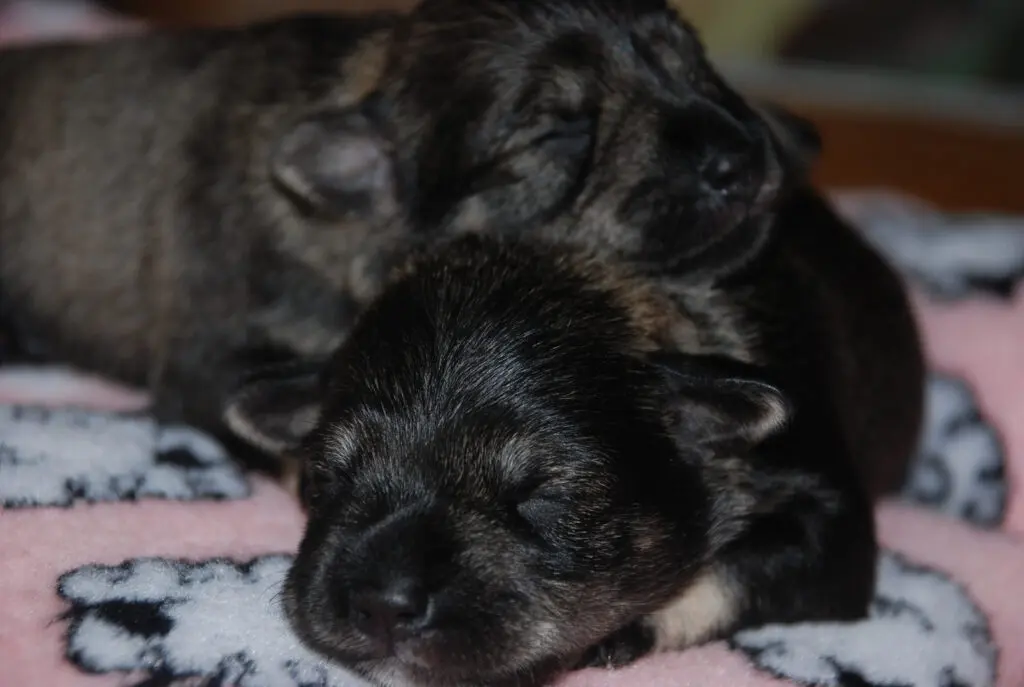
700,148,756,197
349,580,430,642
664,106,766,201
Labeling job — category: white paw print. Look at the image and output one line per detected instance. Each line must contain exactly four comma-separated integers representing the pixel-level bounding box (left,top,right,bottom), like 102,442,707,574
839,191,1024,299
902,375,1006,527
732,551,995,687
0,405,249,508
59,555,370,687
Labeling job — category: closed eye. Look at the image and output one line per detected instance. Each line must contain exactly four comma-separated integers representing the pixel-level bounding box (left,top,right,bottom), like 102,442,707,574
532,114,593,150
465,111,595,193
516,495,569,529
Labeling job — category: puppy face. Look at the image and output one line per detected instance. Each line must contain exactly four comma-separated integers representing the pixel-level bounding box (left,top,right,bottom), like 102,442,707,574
273,0,814,280
225,237,789,686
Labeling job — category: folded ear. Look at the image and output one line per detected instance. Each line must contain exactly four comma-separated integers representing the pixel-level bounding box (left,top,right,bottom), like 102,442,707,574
649,352,791,450
271,104,397,219
757,101,822,180
222,359,326,455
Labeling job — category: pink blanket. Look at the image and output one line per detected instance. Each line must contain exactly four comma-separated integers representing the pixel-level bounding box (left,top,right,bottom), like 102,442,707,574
2,9,1024,687
3,192,1023,687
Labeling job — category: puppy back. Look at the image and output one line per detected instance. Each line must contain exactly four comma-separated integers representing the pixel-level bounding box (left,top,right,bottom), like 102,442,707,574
0,14,393,391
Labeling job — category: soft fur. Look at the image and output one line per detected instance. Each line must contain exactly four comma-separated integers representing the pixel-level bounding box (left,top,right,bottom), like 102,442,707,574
285,0,800,278
0,12,400,451
0,0,799,454
224,216,921,685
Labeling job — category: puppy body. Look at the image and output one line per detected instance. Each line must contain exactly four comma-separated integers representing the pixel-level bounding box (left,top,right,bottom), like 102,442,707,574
225,225,907,685
1,0,804,450
0,14,399,436
216,0,921,678
635,184,926,659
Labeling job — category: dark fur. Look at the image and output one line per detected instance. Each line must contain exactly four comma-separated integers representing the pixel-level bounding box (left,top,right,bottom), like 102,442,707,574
225,199,922,684
287,0,796,278
0,13,401,449
0,0,801,454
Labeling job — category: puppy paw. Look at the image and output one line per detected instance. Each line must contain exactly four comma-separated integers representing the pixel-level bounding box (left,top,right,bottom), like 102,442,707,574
575,621,655,670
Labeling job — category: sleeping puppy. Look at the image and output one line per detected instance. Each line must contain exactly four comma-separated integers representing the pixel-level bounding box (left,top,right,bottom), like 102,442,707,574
0,0,799,449
0,12,403,448
280,0,798,279
223,224,905,686
274,0,922,496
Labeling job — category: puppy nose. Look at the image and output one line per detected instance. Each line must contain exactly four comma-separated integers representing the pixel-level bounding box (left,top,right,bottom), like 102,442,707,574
700,149,756,197
349,581,430,642
665,107,765,200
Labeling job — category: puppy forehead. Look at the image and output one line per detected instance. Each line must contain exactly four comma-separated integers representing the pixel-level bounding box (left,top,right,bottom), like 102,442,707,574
319,406,595,488
410,0,702,88
517,14,699,86
490,433,596,486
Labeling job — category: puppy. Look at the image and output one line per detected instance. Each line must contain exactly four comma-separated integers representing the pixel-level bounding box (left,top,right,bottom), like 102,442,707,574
282,0,920,496
280,0,799,279
0,0,802,447
223,225,904,686
0,12,402,445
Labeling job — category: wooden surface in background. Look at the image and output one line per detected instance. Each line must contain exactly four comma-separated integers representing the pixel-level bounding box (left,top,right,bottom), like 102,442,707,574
796,105,1024,214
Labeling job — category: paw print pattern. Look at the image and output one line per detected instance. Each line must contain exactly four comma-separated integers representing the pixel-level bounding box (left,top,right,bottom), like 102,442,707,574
58,555,370,687
731,551,996,687
836,191,1024,300
902,375,1007,527
0,405,250,508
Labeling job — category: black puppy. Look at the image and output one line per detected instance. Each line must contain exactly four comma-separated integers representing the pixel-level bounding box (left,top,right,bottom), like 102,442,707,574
0,0,804,453
274,0,805,280
225,230,891,686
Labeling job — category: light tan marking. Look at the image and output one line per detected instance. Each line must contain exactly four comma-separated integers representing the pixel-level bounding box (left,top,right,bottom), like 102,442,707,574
646,568,738,650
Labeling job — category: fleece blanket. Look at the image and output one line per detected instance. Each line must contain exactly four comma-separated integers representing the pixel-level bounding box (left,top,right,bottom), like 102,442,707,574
3,191,1024,687
3,8,1024,687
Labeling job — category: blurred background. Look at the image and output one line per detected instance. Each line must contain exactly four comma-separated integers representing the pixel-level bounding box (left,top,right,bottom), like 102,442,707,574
1,0,1022,213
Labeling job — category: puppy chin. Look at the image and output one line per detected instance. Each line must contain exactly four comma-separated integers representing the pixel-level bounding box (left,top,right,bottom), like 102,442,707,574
362,654,571,687
285,595,571,687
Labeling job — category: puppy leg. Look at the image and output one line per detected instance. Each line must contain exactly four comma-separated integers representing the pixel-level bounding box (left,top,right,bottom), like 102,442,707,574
649,473,876,653
578,458,876,669
575,568,731,670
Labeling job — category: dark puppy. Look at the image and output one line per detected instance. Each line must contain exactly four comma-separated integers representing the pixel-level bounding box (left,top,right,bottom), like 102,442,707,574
286,0,920,496
225,230,891,687
0,13,400,446
0,0,805,451
281,0,799,279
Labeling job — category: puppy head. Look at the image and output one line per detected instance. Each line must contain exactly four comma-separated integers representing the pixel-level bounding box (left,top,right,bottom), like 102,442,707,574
225,237,789,686
272,0,816,279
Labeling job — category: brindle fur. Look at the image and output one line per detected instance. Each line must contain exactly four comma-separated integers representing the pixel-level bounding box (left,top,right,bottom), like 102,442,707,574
275,0,921,497
0,0,804,459
0,13,403,451
224,196,921,684
286,0,796,279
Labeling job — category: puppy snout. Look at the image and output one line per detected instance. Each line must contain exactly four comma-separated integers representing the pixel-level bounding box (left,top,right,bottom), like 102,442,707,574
699,147,759,198
663,105,768,203
349,578,432,643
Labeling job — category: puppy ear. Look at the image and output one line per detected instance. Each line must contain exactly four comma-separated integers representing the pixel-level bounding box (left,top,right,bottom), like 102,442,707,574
757,102,822,179
222,359,326,455
649,353,791,449
271,105,397,218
